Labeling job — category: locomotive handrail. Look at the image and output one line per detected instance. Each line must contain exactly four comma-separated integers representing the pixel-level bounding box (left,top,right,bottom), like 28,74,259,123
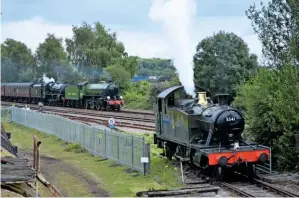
199,105,215,116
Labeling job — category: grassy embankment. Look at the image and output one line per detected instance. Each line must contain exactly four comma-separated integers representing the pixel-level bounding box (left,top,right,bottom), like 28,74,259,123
3,122,182,197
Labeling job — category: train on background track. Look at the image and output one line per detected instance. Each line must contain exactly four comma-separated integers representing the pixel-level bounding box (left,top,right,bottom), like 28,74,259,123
1,80,124,111
153,86,270,180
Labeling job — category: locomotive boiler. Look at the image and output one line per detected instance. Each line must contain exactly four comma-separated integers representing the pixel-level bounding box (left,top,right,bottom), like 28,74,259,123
153,86,270,180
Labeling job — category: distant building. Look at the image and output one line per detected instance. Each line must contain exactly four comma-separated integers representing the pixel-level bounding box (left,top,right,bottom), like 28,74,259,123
131,75,172,83
148,76,157,80
131,76,149,82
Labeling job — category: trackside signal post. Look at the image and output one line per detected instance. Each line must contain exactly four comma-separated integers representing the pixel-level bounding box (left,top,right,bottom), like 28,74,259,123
108,118,115,129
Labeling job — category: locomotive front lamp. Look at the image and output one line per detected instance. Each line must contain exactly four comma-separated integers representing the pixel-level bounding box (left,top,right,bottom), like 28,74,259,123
234,141,240,150
120,96,123,99
218,156,228,166
259,153,268,163
107,96,110,100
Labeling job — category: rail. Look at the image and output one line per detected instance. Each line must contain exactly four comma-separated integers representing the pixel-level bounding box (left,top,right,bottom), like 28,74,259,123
218,182,254,197
136,183,220,197
253,178,299,197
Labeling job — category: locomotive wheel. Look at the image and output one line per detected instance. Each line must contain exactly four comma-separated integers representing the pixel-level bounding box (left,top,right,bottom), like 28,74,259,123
215,166,224,181
96,102,101,110
90,101,95,110
84,101,89,109
165,146,172,160
245,162,256,180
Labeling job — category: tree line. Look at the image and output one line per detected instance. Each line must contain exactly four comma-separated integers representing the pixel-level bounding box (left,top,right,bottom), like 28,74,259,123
1,22,177,86
1,0,298,171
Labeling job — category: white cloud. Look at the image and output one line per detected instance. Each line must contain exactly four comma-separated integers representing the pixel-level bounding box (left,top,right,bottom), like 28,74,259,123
1,17,74,53
193,16,263,61
1,16,262,59
116,31,170,58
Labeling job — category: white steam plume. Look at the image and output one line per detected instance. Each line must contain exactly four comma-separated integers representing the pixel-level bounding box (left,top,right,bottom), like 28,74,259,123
42,74,55,83
149,0,197,96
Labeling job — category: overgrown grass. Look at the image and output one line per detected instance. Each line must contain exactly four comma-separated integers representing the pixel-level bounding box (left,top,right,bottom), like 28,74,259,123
3,122,182,197
63,142,87,153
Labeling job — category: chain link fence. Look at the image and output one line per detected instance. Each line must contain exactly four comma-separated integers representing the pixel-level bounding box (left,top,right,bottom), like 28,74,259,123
1,107,150,174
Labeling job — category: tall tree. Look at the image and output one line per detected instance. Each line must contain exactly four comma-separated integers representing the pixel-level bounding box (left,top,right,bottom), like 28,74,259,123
193,31,259,96
246,0,299,68
105,65,131,90
1,39,36,82
137,58,176,77
35,33,67,80
116,55,139,78
65,22,126,73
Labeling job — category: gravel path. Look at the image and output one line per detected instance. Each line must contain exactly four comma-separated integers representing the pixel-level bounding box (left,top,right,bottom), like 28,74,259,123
22,151,109,197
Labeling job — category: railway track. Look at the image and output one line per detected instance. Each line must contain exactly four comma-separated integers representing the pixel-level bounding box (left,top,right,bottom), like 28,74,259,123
45,109,154,123
1,101,155,120
218,178,299,197
137,174,298,197
57,114,155,131
136,181,220,197
1,102,156,131
152,158,299,197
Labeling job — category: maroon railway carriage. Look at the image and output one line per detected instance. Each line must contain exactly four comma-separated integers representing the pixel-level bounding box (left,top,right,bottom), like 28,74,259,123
3,83,34,102
29,84,43,103
1,83,6,98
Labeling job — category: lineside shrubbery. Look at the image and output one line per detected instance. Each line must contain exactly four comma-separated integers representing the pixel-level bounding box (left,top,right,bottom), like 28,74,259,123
233,65,299,172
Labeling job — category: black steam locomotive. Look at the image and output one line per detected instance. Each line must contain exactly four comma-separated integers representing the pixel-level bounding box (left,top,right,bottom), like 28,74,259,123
153,86,270,180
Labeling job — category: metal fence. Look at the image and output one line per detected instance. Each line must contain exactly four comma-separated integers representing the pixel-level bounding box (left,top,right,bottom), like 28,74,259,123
1,107,150,174
255,145,275,175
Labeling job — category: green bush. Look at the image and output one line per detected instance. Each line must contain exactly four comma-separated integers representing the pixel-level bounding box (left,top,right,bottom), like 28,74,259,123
233,65,299,171
122,76,181,110
123,81,152,110
64,142,87,153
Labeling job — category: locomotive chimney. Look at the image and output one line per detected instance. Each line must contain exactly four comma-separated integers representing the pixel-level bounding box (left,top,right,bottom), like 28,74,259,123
215,94,230,105
197,92,208,107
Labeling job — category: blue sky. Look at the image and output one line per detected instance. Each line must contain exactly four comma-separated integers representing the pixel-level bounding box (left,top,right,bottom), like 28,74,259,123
1,0,268,59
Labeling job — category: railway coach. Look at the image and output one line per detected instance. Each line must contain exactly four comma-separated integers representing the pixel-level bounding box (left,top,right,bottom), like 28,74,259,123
2,83,33,102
